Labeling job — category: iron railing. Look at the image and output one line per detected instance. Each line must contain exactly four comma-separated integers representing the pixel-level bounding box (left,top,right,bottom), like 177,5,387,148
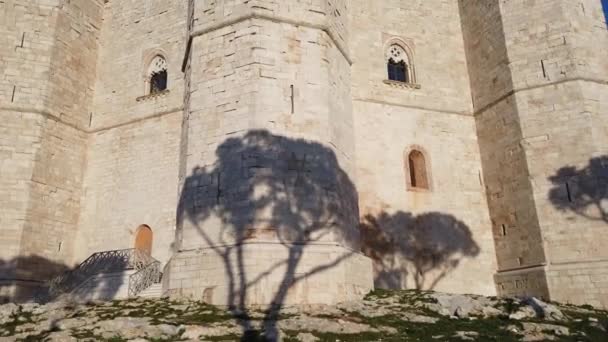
47,248,157,299
128,260,162,297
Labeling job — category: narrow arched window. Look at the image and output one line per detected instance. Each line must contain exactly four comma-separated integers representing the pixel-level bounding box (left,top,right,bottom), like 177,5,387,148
147,55,168,95
408,150,429,190
386,43,414,84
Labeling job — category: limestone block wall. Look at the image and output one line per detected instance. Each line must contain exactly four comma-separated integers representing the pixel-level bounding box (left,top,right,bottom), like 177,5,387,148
460,0,547,284
167,0,373,305
528,0,608,308
45,0,104,128
188,0,353,169
179,0,358,250
350,0,496,295
75,0,187,265
164,244,372,306
462,0,608,307
350,0,474,115
0,0,103,301
75,114,182,265
89,0,186,128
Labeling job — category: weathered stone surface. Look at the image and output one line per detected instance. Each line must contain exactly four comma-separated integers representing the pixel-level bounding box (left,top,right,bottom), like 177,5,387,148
509,306,538,321
296,332,319,342
1,0,607,312
1,290,607,341
0,303,19,324
524,297,565,321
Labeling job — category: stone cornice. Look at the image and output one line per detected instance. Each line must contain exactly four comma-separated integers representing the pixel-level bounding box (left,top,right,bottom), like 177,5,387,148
473,77,608,118
186,11,352,66
1,106,183,134
352,98,472,117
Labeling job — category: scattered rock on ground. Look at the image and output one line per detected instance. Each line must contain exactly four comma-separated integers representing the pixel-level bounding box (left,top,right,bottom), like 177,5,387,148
0,290,606,341
296,332,319,342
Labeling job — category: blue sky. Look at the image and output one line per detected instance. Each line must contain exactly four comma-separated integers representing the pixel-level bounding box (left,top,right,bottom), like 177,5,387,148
603,0,608,22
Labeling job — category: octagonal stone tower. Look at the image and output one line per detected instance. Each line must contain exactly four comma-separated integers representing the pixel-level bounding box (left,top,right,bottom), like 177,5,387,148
461,0,608,308
163,0,373,306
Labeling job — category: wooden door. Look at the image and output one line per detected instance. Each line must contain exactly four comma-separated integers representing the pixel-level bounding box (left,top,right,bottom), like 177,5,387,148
134,225,153,255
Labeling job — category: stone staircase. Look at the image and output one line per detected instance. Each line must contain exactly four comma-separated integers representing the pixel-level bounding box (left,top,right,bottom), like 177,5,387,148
46,249,163,301
138,283,163,299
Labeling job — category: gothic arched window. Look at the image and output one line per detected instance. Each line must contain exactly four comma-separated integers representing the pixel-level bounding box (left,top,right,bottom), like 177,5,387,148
147,55,168,95
406,149,430,190
386,43,414,84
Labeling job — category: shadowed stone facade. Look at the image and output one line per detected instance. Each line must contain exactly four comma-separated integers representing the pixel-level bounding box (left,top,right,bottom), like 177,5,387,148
1,0,607,308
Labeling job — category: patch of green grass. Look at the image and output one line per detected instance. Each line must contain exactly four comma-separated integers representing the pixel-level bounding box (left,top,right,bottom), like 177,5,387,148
494,297,526,317
5,292,608,342
164,303,232,326
71,329,98,339
70,329,137,342
205,333,242,341
558,308,608,342
398,290,439,305
17,327,59,342
0,306,37,337
308,331,388,342
335,309,523,341
364,288,394,300
311,313,341,320
148,334,188,342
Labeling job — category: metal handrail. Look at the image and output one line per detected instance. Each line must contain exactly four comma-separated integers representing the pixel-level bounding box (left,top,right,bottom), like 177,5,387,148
47,248,156,298
128,260,162,297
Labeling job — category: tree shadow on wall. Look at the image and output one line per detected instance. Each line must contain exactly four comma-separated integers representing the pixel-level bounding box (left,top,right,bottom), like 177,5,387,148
0,253,131,305
603,0,608,27
360,211,480,291
176,130,360,341
0,255,70,304
548,155,608,223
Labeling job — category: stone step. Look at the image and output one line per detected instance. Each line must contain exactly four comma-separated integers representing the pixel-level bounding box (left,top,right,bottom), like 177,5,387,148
138,283,163,299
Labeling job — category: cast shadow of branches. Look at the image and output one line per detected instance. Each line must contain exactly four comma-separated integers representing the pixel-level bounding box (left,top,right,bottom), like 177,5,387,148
176,130,360,340
1,253,130,305
360,211,480,291
548,156,608,223
0,255,71,304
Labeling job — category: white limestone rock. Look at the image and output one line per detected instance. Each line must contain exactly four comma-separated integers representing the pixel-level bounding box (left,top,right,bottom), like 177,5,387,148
296,332,319,342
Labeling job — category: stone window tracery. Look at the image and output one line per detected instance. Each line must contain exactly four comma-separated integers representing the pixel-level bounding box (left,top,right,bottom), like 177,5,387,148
147,55,168,95
386,44,411,83
384,41,418,88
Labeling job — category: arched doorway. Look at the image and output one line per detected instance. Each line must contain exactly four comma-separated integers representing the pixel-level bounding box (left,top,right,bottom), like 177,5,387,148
134,225,153,255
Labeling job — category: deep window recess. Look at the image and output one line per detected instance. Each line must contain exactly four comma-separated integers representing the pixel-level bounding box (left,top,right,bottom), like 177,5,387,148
147,55,168,95
408,150,429,190
150,70,168,94
388,58,408,83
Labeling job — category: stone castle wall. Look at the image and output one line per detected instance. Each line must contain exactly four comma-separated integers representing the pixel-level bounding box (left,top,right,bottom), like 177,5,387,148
177,0,359,250
459,0,548,299
164,0,373,306
2,0,607,308
462,0,608,308
1,0,104,300
74,0,187,267
350,0,497,295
